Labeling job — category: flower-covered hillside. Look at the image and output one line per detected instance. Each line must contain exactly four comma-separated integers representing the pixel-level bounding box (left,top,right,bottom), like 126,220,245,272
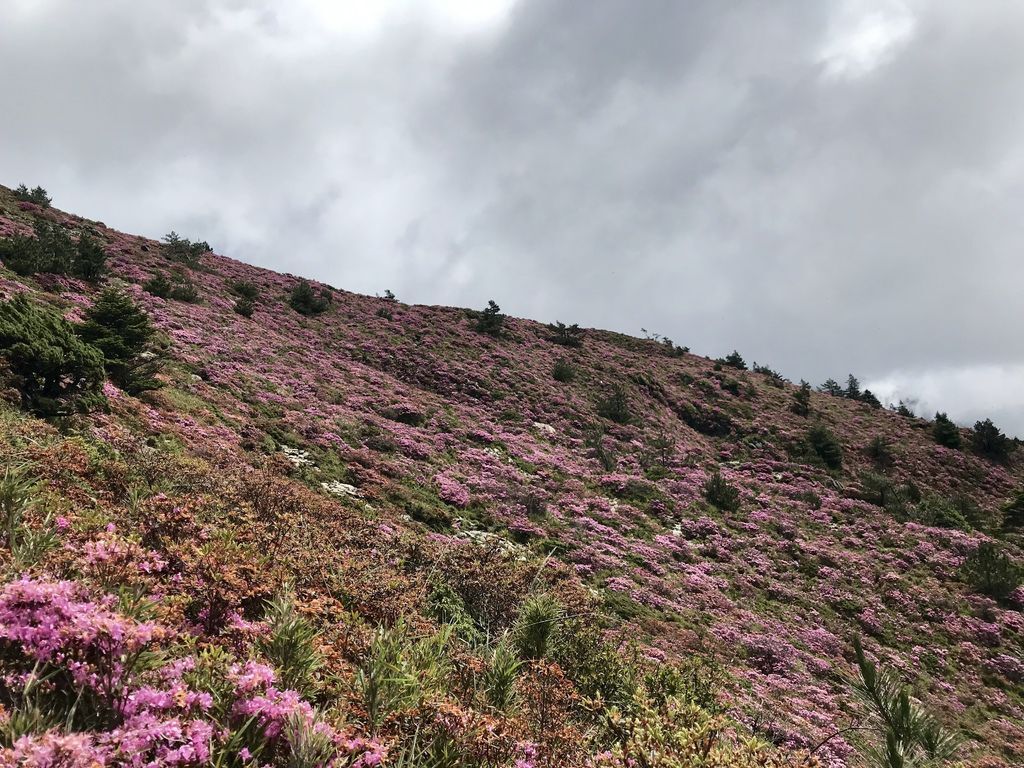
1,183,1022,767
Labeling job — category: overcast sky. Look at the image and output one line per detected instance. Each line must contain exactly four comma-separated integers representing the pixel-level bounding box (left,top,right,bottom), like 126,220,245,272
2,0,1023,435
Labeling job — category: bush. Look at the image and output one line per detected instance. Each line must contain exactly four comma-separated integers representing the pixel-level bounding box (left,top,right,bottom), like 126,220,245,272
971,418,1013,463
143,271,173,298
0,295,105,416
13,184,51,207
233,296,255,317
161,231,211,266
483,633,523,712
552,357,575,382
475,299,505,336
960,542,1022,602
752,362,786,386
597,384,632,424
77,287,162,394
806,423,843,470
860,389,882,408
915,496,970,531
73,235,107,282
703,471,740,512
547,321,584,347
168,276,200,303
289,281,331,316
932,412,961,449
865,436,894,468
229,280,261,300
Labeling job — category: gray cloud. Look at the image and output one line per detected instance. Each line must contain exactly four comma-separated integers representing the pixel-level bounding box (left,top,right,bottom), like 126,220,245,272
2,0,1023,434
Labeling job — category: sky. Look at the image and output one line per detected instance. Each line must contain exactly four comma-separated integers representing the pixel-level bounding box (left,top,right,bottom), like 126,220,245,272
2,0,1023,435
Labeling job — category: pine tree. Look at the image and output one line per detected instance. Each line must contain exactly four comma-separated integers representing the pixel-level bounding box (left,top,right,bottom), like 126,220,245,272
77,288,162,394
932,412,961,449
475,300,505,336
721,350,747,370
0,295,105,415
819,378,843,397
791,380,812,417
845,374,861,399
971,418,1013,463
73,234,107,282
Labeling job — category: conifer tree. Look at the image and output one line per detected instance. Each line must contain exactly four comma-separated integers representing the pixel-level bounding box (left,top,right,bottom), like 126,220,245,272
77,287,162,394
932,412,961,449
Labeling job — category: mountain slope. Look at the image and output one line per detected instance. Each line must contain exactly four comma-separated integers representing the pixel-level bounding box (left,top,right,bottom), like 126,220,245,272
0,184,1022,767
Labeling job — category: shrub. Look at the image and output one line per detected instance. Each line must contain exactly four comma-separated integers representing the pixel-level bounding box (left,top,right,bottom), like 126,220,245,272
550,619,637,709
0,295,105,416
961,543,1022,602
719,350,746,370
891,400,915,417
865,436,894,468
552,357,575,382
234,296,255,317
806,424,843,470
77,287,162,394
168,276,200,303
258,585,323,697
932,412,961,449
426,579,484,646
229,280,261,300
514,593,561,660
143,271,173,298
587,426,617,471
971,418,1013,463
161,231,211,266
547,321,584,347
289,281,331,316
703,471,740,512
915,496,970,531
475,299,505,336
597,384,632,424
789,380,811,417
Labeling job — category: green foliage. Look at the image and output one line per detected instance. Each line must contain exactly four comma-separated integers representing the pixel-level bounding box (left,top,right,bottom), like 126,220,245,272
960,542,1021,602
552,357,575,382
474,299,505,336
13,184,52,207
233,296,255,317
229,280,261,300
161,231,211,266
77,287,162,394
547,321,584,347
932,412,961,449
865,436,894,468
73,235,107,282
356,619,451,734
550,619,637,709
0,294,105,416
289,281,332,316
1,463,58,570
143,271,173,298
914,496,970,531
719,350,746,370
514,592,561,660
259,585,323,697
282,712,336,768
971,418,1013,463
806,424,843,470
597,384,632,424
426,579,484,646
850,637,962,768
1003,488,1024,530
703,471,740,512
482,633,522,712
587,425,617,471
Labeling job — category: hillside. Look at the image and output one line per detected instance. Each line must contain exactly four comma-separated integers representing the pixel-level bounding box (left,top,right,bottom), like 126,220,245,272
0,183,1022,768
